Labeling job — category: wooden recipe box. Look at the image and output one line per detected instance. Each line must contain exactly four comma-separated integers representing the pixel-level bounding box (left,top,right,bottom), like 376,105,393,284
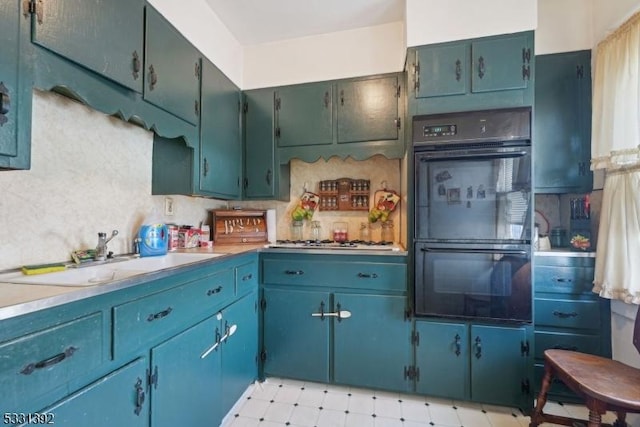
209,209,267,244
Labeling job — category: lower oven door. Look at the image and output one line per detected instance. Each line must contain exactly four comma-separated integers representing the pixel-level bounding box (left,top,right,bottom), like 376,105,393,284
415,243,532,322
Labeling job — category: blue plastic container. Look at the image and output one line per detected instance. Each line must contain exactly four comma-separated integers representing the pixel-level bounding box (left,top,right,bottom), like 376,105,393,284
138,223,168,257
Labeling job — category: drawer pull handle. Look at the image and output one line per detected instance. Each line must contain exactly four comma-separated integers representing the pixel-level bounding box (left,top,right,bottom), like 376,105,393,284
20,346,77,375
553,310,578,319
474,336,482,359
207,286,223,296
553,344,578,351
134,378,145,416
454,333,461,356
285,270,304,275
554,277,573,283
357,273,378,279
147,307,173,322
242,273,253,281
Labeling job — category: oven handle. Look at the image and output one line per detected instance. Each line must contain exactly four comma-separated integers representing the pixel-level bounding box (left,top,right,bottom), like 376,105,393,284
420,247,528,256
419,150,529,161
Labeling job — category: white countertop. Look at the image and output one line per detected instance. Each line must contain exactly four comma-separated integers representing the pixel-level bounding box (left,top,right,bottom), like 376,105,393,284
534,249,596,258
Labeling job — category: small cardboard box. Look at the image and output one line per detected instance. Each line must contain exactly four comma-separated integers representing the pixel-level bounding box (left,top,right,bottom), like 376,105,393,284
209,209,267,244
178,227,201,248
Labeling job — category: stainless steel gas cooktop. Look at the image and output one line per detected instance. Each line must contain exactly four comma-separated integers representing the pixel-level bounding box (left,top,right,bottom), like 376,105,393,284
266,240,401,251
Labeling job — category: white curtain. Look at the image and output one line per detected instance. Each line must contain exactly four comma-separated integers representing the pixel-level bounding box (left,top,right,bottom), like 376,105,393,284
591,11,640,303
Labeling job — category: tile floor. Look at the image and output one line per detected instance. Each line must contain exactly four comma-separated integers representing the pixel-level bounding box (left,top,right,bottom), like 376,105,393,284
221,377,640,427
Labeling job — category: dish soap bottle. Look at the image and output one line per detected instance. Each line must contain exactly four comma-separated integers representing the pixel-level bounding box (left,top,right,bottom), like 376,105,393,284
138,223,168,257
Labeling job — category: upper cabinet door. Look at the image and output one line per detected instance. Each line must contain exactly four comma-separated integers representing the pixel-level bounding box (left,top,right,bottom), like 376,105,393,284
534,50,592,192
471,34,531,93
144,6,200,125
31,0,144,93
337,76,400,143
415,44,469,98
0,0,31,170
199,58,241,199
275,82,333,147
244,88,276,199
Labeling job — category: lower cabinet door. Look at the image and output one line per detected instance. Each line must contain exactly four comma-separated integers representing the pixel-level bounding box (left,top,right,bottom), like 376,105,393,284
333,293,411,392
262,288,330,383
221,291,259,416
151,316,221,427
470,324,528,408
32,358,149,427
415,321,468,399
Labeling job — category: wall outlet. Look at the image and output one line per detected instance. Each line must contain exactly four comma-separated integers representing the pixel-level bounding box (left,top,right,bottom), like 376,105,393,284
164,197,175,216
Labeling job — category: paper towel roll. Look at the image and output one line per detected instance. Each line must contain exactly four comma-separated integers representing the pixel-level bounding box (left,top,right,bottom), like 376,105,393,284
267,209,277,243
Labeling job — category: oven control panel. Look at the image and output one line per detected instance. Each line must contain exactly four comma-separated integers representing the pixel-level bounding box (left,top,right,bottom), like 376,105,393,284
423,124,457,138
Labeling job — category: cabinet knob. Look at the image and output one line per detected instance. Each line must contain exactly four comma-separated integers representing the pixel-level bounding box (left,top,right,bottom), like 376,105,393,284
148,65,158,91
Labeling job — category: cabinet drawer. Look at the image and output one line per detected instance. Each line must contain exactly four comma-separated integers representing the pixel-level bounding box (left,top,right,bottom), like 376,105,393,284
0,312,104,413
263,259,406,291
113,269,234,357
535,298,601,329
534,331,601,358
535,265,594,294
236,261,258,296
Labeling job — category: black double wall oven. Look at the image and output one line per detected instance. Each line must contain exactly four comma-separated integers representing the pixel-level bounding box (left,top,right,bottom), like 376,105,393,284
413,107,533,323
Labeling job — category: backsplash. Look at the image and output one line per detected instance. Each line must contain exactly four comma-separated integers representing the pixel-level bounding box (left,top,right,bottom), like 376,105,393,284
236,156,403,244
0,90,226,271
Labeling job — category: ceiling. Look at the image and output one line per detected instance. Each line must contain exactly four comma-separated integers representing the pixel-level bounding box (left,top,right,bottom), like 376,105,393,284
204,0,405,46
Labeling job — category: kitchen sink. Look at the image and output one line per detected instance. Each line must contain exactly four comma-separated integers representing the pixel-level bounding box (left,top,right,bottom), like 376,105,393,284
1,253,224,287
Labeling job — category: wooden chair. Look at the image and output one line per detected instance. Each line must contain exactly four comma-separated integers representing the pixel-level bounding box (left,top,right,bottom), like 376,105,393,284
529,349,640,427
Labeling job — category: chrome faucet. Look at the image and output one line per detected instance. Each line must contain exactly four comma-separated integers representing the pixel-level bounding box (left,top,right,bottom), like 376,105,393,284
95,230,119,261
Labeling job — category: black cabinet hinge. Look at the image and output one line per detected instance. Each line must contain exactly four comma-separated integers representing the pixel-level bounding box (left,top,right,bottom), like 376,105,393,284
195,100,200,117
522,48,531,64
403,365,420,381
411,330,420,346
521,378,531,395
23,0,43,23
274,97,281,110
521,340,530,356
404,308,412,322
147,366,158,390
396,85,401,98
522,65,531,81
274,127,281,138
577,65,585,79
243,102,249,114
260,349,267,362
260,297,267,311
195,62,201,80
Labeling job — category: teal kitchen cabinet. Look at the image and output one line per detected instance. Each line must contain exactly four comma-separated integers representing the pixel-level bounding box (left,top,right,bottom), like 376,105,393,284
534,51,592,193
275,82,334,148
243,88,290,201
533,254,610,400
408,31,534,114
0,0,32,170
29,0,144,93
336,75,401,144
333,292,410,391
414,320,531,409
220,291,259,415
151,315,221,427
144,5,200,126
414,321,468,399
260,251,409,390
31,358,149,427
262,287,331,383
199,58,242,199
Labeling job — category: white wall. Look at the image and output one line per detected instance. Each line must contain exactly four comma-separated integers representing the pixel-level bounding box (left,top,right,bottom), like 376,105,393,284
0,91,226,271
242,22,405,89
592,0,640,44
405,0,537,47
147,0,243,87
536,0,593,54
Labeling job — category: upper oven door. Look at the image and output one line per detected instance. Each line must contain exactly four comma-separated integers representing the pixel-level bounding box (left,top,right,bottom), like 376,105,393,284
415,145,532,243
